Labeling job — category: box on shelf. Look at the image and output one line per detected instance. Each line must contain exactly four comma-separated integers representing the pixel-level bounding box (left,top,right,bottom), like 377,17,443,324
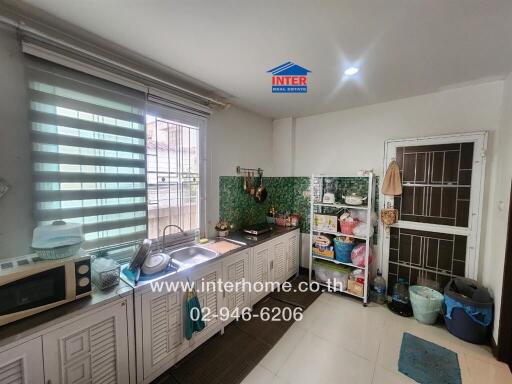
348,279,364,296
312,247,334,258
313,214,338,232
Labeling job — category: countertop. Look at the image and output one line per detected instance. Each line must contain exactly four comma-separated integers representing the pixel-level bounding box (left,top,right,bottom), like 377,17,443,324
0,226,299,348
0,279,133,348
120,225,300,290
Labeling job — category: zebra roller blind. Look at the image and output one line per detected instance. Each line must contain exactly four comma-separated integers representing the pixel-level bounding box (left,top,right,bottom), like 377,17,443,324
28,58,147,250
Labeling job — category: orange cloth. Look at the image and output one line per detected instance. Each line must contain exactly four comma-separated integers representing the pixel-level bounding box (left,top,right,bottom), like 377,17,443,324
382,160,402,195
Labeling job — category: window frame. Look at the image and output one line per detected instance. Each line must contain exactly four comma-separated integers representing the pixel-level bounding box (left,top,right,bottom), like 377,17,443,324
144,103,207,249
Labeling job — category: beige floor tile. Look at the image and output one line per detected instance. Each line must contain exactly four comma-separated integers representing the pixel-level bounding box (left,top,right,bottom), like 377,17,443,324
277,332,374,384
309,304,383,361
256,294,508,384
462,352,512,384
260,324,307,374
372,365,417,384
241,364,274,384
293,299,325,331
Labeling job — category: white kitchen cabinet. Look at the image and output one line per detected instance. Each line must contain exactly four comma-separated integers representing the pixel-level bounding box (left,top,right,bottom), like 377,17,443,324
271,239,287,284
251,242,271,305
0,338,44,384
286,230,300,279
221,249,251,324
42,300,130,384
139,276,186,382
188,261,223,347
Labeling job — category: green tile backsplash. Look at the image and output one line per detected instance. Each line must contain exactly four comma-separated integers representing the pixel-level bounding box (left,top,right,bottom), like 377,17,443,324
219,176,379,235
219,176,310,233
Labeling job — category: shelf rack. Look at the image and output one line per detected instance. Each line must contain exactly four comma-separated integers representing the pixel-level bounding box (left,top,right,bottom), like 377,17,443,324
308,173,376,305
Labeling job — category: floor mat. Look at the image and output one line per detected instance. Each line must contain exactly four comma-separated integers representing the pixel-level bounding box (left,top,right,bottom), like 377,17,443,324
398,332,462,384
270,274,321,309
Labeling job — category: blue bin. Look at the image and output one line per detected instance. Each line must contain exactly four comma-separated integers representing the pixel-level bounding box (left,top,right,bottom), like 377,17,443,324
442,278,493,344
333,239,355,263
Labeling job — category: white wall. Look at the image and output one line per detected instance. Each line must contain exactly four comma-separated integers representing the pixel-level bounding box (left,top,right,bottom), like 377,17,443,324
0,25,33,258
482,73,512,341
293,82,503,177
206,106,273,236
272,117,294,176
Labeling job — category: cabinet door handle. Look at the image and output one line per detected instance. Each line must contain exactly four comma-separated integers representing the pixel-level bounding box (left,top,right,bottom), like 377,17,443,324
270,261,274,270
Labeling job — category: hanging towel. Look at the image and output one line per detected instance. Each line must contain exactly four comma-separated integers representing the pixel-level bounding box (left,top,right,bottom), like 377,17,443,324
184,283,206,340
382,160,402,195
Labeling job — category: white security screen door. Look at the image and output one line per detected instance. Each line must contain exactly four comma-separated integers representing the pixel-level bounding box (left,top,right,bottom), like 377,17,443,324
382,132,487,290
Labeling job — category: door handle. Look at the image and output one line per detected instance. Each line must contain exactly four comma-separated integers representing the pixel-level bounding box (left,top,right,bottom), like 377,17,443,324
270,261,274,270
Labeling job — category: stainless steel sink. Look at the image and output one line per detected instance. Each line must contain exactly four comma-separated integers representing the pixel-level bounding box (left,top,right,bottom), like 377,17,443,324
169,246,218,269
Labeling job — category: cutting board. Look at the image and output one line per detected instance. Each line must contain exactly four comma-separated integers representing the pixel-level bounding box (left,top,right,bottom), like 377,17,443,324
203,241,241,254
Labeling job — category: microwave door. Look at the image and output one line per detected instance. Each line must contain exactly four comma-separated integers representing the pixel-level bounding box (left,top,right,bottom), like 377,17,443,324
0,266,67,317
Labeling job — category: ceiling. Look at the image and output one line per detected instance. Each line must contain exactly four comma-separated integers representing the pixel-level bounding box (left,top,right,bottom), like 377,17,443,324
11,0,512,118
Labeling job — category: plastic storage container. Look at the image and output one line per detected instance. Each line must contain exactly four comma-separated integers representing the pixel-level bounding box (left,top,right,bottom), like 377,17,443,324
92,257,120,290
443,277,493,344
340,220,358,235
333,238,355,263
409,285,444,324
313,260,351,290
31,220,84,260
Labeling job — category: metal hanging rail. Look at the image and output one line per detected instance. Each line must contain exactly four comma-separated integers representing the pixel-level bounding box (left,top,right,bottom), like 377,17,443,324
236,166,264,177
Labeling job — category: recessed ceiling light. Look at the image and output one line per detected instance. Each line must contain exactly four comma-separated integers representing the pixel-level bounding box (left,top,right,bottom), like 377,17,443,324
344,67,359,76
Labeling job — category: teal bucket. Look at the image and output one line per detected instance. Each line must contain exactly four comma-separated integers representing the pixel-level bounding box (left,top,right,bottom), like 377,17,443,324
409,286,444,325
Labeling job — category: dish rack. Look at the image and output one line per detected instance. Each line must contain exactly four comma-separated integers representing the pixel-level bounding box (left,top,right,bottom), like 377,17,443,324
308,173,376,306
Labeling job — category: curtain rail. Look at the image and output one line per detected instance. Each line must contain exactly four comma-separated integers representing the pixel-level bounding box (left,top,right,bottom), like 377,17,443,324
0,14,227,109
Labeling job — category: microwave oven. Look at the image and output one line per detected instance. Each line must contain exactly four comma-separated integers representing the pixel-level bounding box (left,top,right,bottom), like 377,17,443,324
0,252,91,326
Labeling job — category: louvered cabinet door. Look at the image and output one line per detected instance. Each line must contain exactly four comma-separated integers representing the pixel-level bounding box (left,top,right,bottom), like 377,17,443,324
0,338,44,384
222,249,250,324
272,239,287,284
43,301,130,384
251,243,270,305
286,231,299,279
140,284,185,379
189,262,223,345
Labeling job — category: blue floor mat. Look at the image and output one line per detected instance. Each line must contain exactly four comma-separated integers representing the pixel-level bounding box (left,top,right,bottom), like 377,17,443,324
398,333,462,384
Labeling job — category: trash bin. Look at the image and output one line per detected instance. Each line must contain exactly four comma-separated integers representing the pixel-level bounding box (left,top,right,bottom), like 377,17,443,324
409,286,444,325
442,277,493,344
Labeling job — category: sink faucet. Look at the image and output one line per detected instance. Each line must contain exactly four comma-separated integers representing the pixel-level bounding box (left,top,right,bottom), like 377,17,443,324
161,224,187,252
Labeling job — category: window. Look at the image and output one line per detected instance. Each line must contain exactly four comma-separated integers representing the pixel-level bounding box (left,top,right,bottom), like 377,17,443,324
145,108,205,243
28,58,147,252
28,58,206,260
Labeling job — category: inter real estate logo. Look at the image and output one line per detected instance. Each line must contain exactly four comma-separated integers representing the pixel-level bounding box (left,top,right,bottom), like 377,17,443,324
267,62,311,93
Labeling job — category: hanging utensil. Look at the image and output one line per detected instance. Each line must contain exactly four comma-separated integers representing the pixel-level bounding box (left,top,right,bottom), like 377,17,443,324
249,171,256,196
254,174,267,203
243,173,249,193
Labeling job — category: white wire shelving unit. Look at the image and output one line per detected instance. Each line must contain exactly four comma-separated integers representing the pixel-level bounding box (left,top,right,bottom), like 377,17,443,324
308,173,376,306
